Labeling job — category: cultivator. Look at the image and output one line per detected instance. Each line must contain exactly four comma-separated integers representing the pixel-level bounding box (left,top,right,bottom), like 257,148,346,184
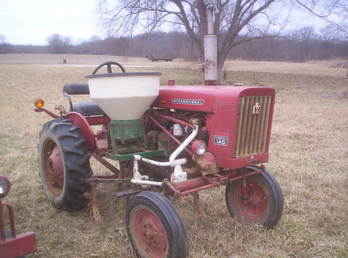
34,61,283,258
0,177,37,257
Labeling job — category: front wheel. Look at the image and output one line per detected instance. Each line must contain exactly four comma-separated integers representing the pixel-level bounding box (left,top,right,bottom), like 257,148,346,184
126,191,188,258
225,169,283,228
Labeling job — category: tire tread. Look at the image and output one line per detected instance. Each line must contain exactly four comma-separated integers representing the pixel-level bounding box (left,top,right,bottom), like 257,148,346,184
38,118,92,211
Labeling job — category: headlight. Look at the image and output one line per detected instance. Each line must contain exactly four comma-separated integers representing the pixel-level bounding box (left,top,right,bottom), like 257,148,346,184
191,140,207,155
0,176,11,199
173,123,183,136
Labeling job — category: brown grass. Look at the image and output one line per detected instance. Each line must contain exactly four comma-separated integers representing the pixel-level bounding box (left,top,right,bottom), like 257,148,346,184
0,54,347,257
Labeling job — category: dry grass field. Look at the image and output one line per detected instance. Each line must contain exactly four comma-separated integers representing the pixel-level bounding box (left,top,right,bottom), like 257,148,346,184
0,54,347,257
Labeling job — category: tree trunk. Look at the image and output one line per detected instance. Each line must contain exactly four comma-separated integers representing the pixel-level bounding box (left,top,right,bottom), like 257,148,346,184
197,0,208,64
217,61,225,84
216,50,226,84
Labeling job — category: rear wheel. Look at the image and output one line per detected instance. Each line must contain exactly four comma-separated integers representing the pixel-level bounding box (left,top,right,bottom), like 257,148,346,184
225,169,283,228
38,119,92,211
126,191,188,258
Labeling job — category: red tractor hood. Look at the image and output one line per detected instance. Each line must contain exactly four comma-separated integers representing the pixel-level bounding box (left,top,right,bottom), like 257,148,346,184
154,85,275,112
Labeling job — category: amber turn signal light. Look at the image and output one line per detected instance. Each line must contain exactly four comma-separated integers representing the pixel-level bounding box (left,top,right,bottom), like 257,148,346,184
34,99,45,108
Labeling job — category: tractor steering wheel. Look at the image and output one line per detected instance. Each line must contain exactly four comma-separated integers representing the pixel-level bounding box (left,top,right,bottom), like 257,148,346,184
92,61,126,75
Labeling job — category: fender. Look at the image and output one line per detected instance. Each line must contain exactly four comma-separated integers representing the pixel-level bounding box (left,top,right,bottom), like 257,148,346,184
64,112,96,150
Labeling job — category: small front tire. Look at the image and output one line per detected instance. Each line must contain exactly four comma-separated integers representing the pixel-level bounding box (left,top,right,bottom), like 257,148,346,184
225,168,283,228
126,191,188,258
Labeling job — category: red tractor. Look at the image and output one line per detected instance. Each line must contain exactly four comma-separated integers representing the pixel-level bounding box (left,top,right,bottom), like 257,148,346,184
0,176,37,257
35,61,283,258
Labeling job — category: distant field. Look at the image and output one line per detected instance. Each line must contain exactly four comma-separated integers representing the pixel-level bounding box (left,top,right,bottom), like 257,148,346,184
1,53,346,78
0,54,347,257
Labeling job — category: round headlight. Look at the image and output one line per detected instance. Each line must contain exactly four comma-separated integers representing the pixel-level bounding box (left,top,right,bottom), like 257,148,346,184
0,176,11,199
191,140,207,156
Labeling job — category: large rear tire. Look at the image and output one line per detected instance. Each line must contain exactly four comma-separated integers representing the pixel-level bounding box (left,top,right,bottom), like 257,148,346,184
38,119,92,211
126,191,188,258
225,169,283,228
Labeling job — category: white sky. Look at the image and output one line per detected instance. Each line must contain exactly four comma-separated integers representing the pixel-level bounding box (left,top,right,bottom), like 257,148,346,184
0,0,329,45
0,0,103,45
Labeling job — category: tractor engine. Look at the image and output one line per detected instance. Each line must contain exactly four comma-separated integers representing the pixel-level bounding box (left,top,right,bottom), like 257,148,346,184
143,109,213,180
151,85,275,171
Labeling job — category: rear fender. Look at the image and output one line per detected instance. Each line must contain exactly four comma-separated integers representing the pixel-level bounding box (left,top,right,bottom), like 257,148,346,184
64,112,96,150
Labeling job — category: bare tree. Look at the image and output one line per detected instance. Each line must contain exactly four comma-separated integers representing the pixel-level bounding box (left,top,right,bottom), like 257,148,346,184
47,34,72,54
321,24,347,41
99,0,289,82
294,0,348,36
98,0,347,82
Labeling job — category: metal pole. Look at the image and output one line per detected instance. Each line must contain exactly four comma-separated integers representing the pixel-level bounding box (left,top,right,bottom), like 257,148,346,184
204,7,218,85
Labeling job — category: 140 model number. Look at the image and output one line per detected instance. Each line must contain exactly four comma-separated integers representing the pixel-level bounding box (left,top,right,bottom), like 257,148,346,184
213,136,229,146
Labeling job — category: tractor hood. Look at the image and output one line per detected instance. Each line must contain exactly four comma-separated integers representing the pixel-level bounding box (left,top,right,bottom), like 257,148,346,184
154,85,275,112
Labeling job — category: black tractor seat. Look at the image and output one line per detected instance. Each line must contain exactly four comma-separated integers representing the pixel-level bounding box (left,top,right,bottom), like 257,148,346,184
63,83,90,95
63,83,106,116
72,102,106,116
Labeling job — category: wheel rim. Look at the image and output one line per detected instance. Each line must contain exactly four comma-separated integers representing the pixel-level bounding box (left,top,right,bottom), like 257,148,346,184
238,182,268,221
129,206,169,258
43,140,64,197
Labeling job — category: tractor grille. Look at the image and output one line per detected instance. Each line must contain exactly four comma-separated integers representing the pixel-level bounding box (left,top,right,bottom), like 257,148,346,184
235,95,273,157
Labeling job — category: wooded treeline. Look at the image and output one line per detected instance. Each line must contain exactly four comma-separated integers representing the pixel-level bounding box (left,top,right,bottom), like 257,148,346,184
1,28,347,62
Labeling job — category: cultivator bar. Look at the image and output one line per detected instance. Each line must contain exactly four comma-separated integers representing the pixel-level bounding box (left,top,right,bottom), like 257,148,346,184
168,168,261,197
0,191,37,257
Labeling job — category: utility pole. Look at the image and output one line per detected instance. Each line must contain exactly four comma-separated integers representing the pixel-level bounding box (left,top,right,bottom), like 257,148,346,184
204,7,218,85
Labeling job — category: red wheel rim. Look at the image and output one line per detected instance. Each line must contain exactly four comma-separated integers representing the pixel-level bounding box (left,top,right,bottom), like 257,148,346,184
43,140,64,197
236,182,268,221
129,206,169,258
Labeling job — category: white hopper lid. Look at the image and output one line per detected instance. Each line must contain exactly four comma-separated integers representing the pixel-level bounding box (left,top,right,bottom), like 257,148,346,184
87,72,161,120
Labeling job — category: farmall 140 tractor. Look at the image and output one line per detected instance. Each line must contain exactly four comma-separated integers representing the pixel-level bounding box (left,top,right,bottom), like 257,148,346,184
34,61,283,258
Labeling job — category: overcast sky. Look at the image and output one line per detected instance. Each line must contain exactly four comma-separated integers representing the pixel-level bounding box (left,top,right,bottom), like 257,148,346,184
1,0,328,45
1,0,102,45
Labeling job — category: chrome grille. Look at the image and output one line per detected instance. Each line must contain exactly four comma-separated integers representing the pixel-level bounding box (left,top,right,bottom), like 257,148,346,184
235,95,272,157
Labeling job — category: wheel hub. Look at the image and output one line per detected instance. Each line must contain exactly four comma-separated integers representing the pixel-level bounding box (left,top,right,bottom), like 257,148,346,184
240,183,267,219
45,145,64,195
130,207,169,258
